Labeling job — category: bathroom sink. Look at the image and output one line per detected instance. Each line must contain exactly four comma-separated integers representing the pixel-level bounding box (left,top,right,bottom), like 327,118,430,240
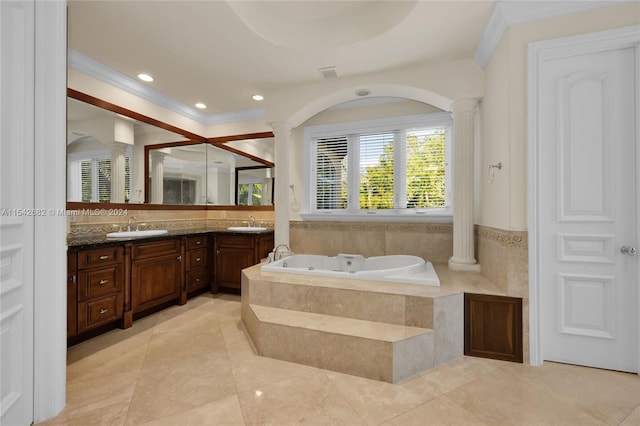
106,229,169,238
227,226,267,232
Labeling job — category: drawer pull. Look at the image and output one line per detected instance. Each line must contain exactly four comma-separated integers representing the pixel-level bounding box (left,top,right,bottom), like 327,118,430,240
196,241,201,245
99,255,109,260
195,278,200,282
99,279,109,285
195,257,201,262
99,308,108,314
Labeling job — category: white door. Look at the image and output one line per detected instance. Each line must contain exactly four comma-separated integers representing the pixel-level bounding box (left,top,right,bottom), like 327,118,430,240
0,0,35,424
538,42,638,372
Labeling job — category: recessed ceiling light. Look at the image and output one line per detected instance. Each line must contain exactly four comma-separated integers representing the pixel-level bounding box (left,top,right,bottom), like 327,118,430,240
137,73,154,82
195,102,207,109
252,94,264,101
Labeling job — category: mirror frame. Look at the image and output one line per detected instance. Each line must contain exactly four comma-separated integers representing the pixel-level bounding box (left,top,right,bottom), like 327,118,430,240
67,88,274,211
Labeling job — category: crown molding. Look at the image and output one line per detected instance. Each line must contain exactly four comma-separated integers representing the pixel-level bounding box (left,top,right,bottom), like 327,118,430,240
474,1,633,69
67,49,266,125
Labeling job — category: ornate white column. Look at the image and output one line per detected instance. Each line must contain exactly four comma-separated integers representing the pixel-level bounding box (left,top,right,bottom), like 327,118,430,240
448,98,480,271
150,150,167,204
109,143,128,203
272,122,293,247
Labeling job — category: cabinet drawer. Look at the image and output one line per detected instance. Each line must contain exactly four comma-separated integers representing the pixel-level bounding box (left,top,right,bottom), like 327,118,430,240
186,248,206,271
185,269,207,292
77,294,123,332
216,235,253,249
78,246,123,268
132,238,181,260
78,265,123,301
186,235,208,250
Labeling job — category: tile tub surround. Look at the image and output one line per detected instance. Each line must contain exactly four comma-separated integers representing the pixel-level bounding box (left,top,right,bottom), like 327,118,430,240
289,221,453,263
241,262,503,383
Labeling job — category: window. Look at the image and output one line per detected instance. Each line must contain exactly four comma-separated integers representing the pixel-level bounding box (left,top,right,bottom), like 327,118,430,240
238,182,263,206
304,113,451,221
68,148,131,202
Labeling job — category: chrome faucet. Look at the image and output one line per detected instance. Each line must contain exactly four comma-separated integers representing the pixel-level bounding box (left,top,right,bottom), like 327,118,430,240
126,216,136,232
272,244,291,261
249,216,256,227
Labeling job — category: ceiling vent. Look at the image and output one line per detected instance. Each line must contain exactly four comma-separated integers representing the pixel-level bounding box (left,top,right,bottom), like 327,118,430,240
318,66,338,79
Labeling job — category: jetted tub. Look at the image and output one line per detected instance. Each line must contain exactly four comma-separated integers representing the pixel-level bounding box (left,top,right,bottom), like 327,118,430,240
261,253,440,286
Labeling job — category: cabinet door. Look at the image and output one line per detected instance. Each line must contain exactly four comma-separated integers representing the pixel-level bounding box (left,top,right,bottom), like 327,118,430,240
464,293,523,363
132,253,182,313
67,272,77,338
67,251,78,338
215,247,254,290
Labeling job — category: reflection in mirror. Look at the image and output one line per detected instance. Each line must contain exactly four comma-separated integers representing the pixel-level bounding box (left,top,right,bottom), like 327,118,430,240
236,167,274,206
68,90,275,208
67,97,184,204
147,143,237,205
146,142,271,205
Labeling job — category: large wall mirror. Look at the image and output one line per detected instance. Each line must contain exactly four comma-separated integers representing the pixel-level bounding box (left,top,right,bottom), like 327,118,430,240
67,89,274,209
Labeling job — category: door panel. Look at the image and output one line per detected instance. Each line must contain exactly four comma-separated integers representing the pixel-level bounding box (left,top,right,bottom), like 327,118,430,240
540,46,637,372
0,1,35,424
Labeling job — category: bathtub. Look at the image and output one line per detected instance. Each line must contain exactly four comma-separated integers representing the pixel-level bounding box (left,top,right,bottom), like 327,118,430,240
261,253,440,286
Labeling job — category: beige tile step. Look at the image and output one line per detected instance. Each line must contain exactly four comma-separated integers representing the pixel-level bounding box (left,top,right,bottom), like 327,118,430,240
247,304,434,383
243,276,436,328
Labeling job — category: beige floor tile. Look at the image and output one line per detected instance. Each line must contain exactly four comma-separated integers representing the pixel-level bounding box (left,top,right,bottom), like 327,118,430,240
324,370,441,426
141,320,227,367
237,370,366,425
446,369,605,426
135,395,246,426
499,361,640,425
49,370,139,426
124,351,237,425
228,344,318,392
620,405,640,426
381,395,488,426
66,332,151,383
219,319,251,346
400,355,502,395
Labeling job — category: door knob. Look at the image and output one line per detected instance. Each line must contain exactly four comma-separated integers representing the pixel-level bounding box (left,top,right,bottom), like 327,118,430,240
620,246,637,256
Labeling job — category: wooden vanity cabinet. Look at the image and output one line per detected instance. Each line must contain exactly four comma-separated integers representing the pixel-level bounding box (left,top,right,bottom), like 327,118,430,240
74,246,125,334
131,238,183,315
184,234,209,295
214,233,273,292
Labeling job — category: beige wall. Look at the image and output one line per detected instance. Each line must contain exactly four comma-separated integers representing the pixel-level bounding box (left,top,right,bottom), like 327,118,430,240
479,2,640,231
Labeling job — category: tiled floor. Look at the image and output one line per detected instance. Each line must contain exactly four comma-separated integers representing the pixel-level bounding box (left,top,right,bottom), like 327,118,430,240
40,294,639,426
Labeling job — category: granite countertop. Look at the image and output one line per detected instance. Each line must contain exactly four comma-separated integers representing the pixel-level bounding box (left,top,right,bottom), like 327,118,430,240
67,226,273,248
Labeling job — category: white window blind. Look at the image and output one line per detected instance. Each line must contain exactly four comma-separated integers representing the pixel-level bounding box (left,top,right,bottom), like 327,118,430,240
405,129,446,208
315,136,348,210
359,132,394,209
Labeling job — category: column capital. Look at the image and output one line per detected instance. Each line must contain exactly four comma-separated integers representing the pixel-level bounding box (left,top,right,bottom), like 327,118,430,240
106,140,130,153
271,121,293,137
450,98,479,115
